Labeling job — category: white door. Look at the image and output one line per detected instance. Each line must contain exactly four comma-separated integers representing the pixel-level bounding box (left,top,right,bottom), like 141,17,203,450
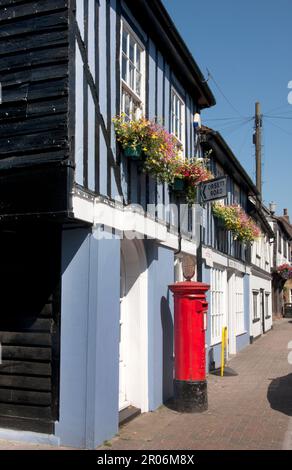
235,274,245,337
210,266,227,346
119,254,129,411
118,240,149,413
227,272,236,355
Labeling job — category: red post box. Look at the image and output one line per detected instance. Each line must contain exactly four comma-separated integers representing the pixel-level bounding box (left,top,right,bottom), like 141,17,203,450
169,281,210,412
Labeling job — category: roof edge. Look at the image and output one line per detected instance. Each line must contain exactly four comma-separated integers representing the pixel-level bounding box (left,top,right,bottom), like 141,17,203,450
275,216,292,240
200,127,260,197
124,0,216,109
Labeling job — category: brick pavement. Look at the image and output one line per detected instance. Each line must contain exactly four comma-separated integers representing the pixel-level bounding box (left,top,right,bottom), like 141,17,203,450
99,318,292,451
0,440,67,451
0,318,291,450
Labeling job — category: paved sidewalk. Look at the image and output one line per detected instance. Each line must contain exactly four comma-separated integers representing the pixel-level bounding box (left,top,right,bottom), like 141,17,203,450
0,441,67,451
99,319,292,450
0,319,291,450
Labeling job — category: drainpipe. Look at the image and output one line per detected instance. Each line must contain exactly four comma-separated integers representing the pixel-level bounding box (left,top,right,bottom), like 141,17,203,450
174,202,182,256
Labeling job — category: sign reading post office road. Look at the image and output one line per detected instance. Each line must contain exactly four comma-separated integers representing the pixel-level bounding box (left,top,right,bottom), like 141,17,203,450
200,176,227,203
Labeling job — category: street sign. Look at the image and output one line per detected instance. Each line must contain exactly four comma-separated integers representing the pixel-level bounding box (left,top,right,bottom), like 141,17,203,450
200,176,227,203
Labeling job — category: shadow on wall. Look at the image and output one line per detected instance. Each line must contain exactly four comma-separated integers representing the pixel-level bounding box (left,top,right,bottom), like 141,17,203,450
267,373,292,416
208,347,215,372
161,296,174,403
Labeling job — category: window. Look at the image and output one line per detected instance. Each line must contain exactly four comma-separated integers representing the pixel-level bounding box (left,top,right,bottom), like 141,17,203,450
214,198,228,255
210,267,227,345
278,230,282,253
265,293,270,319
284,239,288,258
255,255,261,267
234,240,244,261
265,238,270,268
121,21,145,120
256,237,261,257
171,88,185,152
215,163,225,178
235,274,245,334
253,291,259,320
215,223,228,255
233,183,240,205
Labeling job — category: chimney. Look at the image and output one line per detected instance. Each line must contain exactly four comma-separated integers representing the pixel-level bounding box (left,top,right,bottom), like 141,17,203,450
283,208,290,223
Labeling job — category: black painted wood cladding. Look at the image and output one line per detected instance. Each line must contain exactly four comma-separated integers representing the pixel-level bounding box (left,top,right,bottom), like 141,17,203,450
0,1,65,433
0,226,61,434
0,0,72,218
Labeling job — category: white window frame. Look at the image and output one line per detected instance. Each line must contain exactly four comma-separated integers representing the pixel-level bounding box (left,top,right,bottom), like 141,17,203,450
265,236,270,269
210,267,227,345
235,274,245,335
171,87,186,155
255,237,261,268
253,290,259,320
120,19,145,120
265,292,270,319
278,231,282,254
233,183,240,205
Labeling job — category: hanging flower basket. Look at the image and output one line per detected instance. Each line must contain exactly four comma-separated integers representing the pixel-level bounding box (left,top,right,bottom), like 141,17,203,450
112,115,213,205
275,264,292,280
123,144,143,160
112,115,150,162
212,203,261,244
172,158,213,204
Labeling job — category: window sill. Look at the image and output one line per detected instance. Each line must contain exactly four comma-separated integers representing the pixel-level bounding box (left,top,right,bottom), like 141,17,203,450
236,331,247,337
122,80,143,106
171,134,185,157
210,339,223,347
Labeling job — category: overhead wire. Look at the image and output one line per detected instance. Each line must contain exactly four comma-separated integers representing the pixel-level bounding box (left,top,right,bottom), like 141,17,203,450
238,119,254,157
263,114,292,120
206,68,245,118
213,117,253,134
264,109,292,116
202,69,292,165
264,118,292,137
221,119,253,137
264,104,291,115
203,116,249,122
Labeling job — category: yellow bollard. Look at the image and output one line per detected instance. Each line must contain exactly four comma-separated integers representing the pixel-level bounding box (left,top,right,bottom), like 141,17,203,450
220,326,228,377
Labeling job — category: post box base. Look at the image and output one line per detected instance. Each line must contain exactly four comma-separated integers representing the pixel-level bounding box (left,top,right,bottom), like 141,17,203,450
174,380,208,413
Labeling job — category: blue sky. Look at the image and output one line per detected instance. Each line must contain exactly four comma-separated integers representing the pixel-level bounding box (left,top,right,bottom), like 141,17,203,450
162,0,292,217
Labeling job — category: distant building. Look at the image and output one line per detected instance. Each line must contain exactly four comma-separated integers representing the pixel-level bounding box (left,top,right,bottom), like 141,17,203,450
248,203,274,341
268,208,292,317
198,127,274,369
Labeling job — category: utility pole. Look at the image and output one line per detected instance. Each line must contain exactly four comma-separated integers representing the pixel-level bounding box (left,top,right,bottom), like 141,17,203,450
254,102,262,198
